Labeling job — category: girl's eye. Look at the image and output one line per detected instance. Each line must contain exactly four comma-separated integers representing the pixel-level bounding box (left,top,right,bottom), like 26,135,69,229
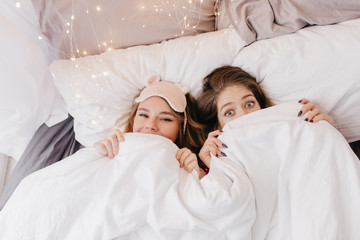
245,101,255,109
225,110,234,117
138,113,148,118
161,118,173,122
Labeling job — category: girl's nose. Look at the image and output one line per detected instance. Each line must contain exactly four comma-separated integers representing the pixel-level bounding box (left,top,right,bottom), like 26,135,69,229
145,118,158,131
238,108,247,117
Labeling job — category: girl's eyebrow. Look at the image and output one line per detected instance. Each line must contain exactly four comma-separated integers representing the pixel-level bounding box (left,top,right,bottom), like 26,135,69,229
137,108,149,112
220,102,235,112
137,108,175,116
159,111,176,117
220,94,255,112
241,94,255,100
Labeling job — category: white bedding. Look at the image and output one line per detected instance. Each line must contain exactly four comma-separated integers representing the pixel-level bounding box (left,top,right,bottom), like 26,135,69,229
1,102,359,239
219,102,360,240
0,134,255,240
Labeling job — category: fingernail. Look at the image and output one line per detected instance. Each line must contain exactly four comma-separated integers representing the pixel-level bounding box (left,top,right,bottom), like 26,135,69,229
297,110,303,117
216,154,218,157
222,143,228,148
220,152,227,157
310,120,313,123
220,130,223,132
304,118,308,121
298,99,302,103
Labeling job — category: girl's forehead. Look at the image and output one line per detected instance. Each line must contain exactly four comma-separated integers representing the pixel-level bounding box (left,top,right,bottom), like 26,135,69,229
137,96,174,114
218,85,252,101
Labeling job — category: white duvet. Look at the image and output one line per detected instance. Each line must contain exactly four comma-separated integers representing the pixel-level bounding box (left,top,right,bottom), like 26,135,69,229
1,102,360,240
219,102,360,240
0,135,255,239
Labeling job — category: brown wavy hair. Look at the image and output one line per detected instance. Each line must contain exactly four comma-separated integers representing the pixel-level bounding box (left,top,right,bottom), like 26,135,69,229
197,65,273,134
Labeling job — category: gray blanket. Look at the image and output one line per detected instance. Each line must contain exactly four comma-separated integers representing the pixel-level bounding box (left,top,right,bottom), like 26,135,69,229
217,0,360,44
0,115,82,210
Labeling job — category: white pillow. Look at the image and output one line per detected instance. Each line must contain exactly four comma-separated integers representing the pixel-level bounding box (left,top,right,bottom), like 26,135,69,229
50,27,246,147
233,18,360,142
0,2,66,160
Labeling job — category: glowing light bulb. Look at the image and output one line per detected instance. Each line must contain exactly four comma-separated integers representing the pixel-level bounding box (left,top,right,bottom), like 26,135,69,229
96,6,102,12
15,2,21,8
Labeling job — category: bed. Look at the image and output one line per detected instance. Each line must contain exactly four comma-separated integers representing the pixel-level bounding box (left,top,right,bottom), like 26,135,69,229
1,0,360,239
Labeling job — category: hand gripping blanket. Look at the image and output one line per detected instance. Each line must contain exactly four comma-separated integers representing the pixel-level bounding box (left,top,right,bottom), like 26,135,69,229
0,133,255,240
218,102,360,240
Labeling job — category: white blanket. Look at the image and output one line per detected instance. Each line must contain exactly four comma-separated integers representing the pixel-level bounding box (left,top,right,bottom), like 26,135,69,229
0,134,255,240
218,102,360,240
1,102,360,240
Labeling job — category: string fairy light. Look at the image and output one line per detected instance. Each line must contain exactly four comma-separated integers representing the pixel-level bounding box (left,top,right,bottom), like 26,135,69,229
14,0,212,127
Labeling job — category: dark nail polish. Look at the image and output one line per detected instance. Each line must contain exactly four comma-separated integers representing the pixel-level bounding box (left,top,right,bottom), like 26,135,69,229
222,143,228,148
216,154,218,157
305,118,308,121
297,110,303,117
298,99,302,103
310,120,314,123
220,152,227,157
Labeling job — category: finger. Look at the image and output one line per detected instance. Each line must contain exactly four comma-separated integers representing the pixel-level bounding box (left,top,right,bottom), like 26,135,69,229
205,136,226,150
95,139,113,158
184,154,197,172
176,148,188,161
114,128,125,142
181,151,193,169
298,98,310,105
176,149,185,166
93,142,108,156
102,139,114,158
203,142,220,156
109,134,120,155
312,113,334,125
298,101,315,117
304,108,320,122
186,160,198,173
177,148,192,167
208,130,222,138
184,153,197,166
